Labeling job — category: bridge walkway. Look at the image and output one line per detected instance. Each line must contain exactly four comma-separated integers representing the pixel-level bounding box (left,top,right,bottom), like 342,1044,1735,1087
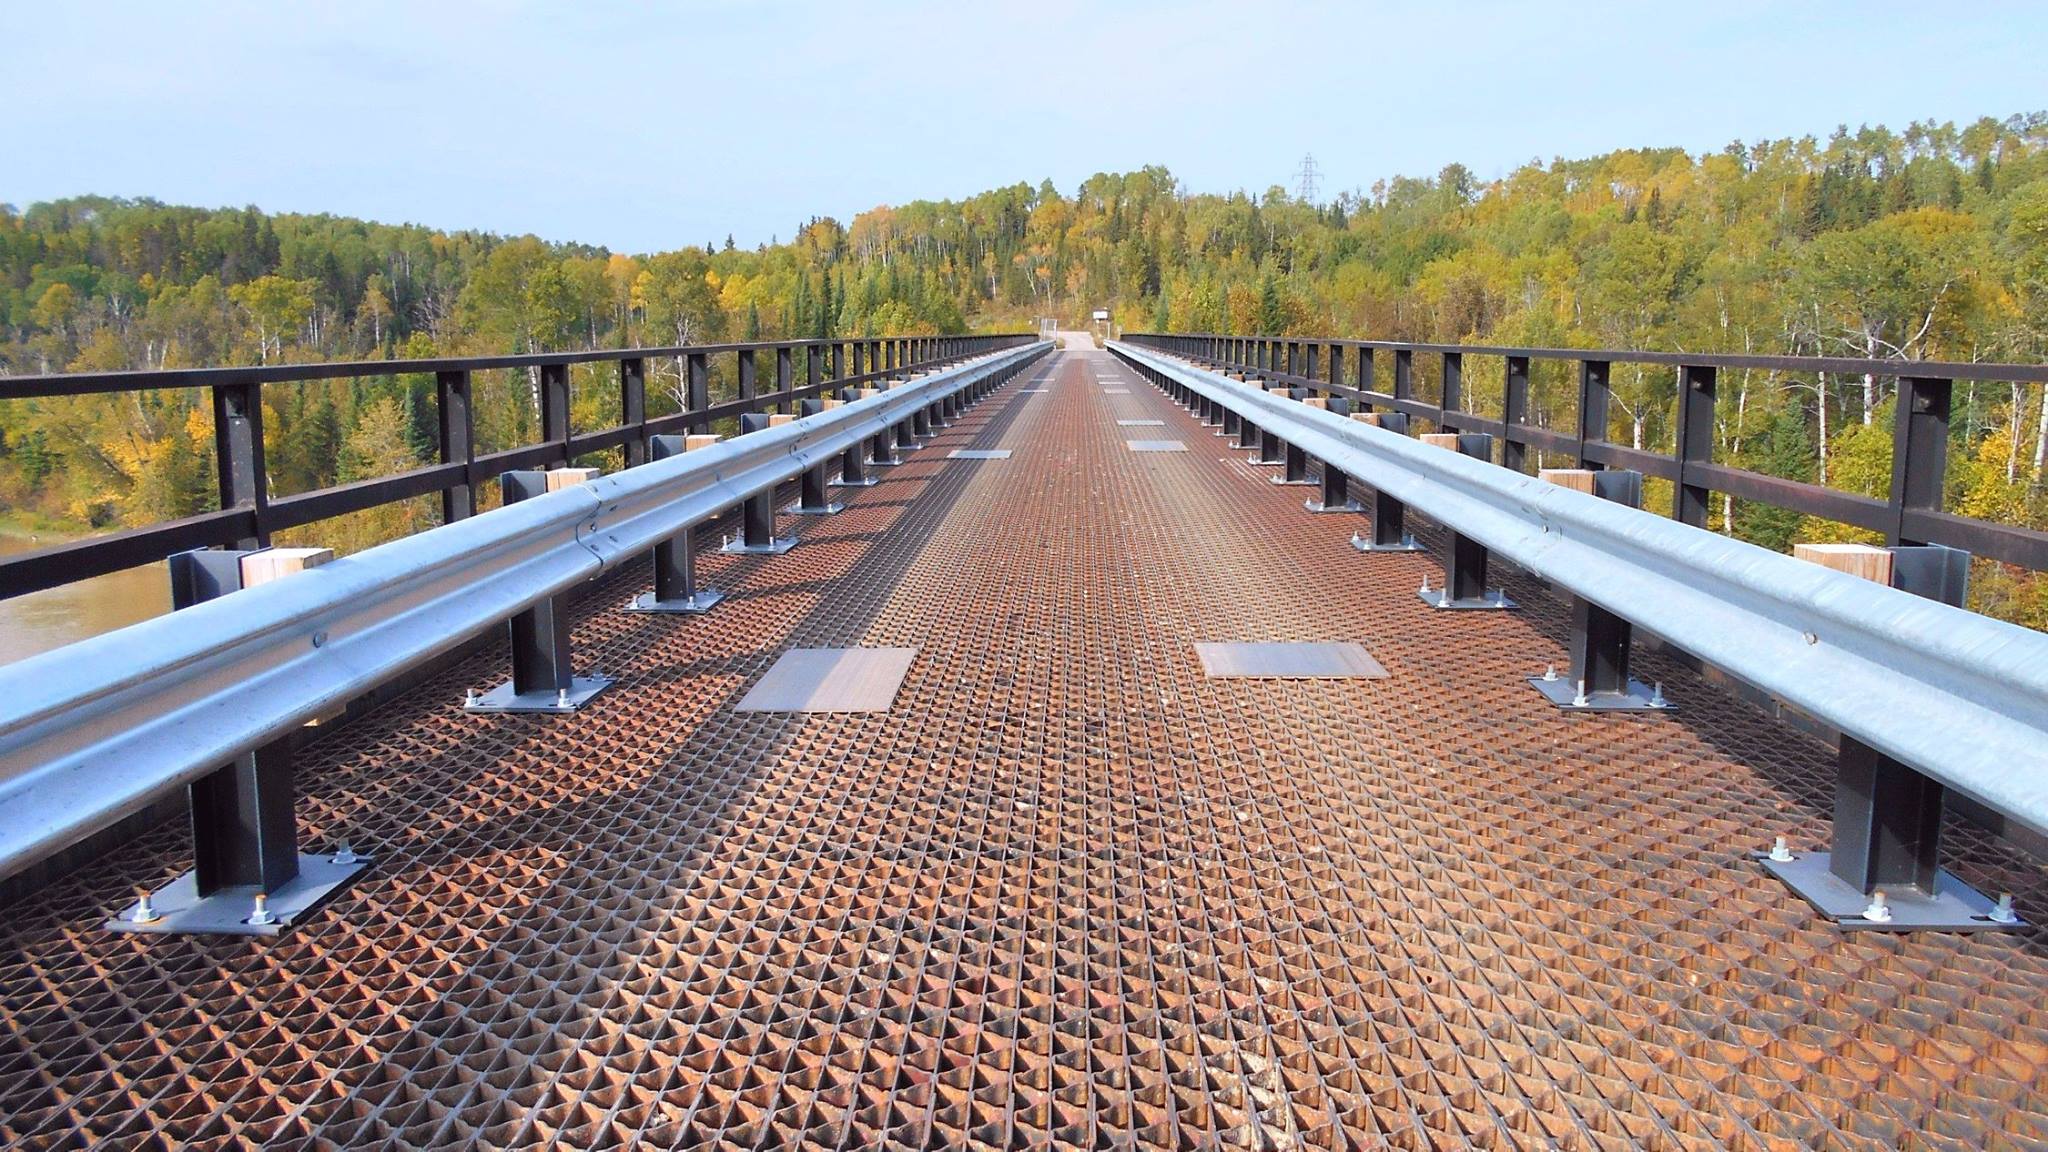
2,344,2045,1149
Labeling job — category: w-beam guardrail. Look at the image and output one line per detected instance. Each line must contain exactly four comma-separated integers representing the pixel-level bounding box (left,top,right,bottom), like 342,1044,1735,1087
1112,339,2048,932
0,340,1050,933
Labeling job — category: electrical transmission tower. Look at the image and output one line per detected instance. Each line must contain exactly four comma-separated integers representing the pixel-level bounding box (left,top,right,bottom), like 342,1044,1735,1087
1295,153,1322,204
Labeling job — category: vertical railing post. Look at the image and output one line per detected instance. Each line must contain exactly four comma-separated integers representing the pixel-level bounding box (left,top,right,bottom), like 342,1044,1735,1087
538,362,570,467
1440,351,1462,429
620,357,648,467
687,352,710,433
807,344,823,399
1674,364,1716,527
1503,355,1530,473
1576,360,1610,469
831,341,845,381
212,381,268,549
1393,349,1414,414
1890,376,1952,546
436,369,474,523
1357,347,1376,411
737,348,758,414
776,346,795,415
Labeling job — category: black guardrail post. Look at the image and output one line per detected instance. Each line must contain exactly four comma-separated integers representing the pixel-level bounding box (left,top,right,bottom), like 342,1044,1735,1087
1349,413,1423,552
1305,398,1364,513
627,436,725,616
723,413,798,555
470,470,613,712
1526,470,1662,710
1421,433,1515,611
790,399,844,516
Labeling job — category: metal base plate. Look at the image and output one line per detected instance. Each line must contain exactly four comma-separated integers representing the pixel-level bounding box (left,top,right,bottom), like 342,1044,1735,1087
1352,533,1424,553
626,589,725,616
1305,499,1365,514
722,536,798,555
833,475,881,487
1418,587,1518,611
1528,675,1671,712
1757,852,2023,931
785,501,845,516
105,853,373,937
1269,475,1317,487
1248,457,1285,467
466,674,613,713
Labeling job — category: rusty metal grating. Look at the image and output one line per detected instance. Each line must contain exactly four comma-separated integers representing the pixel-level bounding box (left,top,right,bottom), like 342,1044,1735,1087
2,349,2048,1150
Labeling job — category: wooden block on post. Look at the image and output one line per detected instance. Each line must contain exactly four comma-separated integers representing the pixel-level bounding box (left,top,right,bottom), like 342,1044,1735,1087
545,467,601,491
1794,542,1894,586
768,413,797,427
239,547,334,588
858,388,883,399
1420,433,1462,450
1539,468,1598,494
684,434,722,452
1304,398,1328,410
1350,412,1383,427
821,398,844,410
1267,385,1291,396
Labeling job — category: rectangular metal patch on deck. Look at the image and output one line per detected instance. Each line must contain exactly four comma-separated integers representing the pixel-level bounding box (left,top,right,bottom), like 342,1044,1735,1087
1116,419,1165,426
736,648,919,712
1126,440,1187,452
1194,642,1389,679
1102,388,1130,393
948,450,1012,459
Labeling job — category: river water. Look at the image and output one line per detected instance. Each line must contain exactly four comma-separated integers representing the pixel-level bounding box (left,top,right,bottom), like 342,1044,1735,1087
0,534,170,667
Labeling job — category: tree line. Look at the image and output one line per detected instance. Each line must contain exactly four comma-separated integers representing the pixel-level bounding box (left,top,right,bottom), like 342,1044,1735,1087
4,111,2047,621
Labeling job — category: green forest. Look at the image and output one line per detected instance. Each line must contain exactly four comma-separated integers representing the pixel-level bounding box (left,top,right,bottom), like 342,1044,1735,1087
5,112,2048,622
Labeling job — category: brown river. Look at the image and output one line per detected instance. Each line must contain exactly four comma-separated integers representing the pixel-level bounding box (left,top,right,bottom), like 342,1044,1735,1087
0,534,170,667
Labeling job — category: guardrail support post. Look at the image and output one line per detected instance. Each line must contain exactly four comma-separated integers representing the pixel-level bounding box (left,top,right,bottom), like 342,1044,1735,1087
1759,540,2017,930
1272,396,1315,486
107,550,373,936
627,436,725,615
1421,434,1516,610
1306,399,1364,512
469,470,613,713
723,413,798,554
787,399,844,516
1527,470,1662,709
1349,413,1423,552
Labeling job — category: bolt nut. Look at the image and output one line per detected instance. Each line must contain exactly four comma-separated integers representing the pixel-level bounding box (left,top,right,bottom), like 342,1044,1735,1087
1768,836,1794,863
1861,890,1893,923
1991,893,2020,925
247,893,276,926
129,889,160,924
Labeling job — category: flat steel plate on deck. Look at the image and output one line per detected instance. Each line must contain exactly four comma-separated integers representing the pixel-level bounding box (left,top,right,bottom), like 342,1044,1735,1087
1116,419,1165,427
1194,641,1389,679
1125,440,1186,452
946,449,1012,459
734,647,917,712
1102,388,1130,394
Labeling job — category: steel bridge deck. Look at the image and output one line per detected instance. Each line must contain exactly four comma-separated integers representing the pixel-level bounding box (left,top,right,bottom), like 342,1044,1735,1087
3,346,2046,1150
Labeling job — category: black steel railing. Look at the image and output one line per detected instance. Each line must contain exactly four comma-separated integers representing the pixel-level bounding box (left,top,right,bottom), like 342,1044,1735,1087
0,334,1033,599
1125,333,2048,573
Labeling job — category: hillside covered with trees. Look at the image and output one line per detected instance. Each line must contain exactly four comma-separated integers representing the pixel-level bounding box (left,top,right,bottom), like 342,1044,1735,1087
5,112,2048,621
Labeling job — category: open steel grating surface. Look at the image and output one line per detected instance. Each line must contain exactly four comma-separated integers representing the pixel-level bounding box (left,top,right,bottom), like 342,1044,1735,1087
3,348,2048,1150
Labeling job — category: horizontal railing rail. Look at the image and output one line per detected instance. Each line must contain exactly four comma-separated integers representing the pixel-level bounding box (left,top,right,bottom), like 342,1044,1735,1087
1124,333,2048,573
0,340,1051,886
0,334,1033,599
1112,339,2048,843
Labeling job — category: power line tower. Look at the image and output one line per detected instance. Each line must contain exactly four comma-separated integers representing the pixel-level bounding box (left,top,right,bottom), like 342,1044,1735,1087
1295,153,1322,204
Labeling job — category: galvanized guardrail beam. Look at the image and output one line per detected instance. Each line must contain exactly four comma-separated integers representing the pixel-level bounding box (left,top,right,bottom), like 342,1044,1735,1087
0,342,1050,922
1113,339,2047,931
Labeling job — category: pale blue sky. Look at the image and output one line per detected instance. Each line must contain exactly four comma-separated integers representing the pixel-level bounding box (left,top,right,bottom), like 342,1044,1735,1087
7,1,2045,252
